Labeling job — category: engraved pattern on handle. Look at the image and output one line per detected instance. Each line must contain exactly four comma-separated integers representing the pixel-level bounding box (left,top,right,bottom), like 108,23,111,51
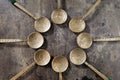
59,72,62,80
84,62,109,80
82,0,101,20
0,39,26,43
94,37,120,41
10,62,35,80
14,2,37,20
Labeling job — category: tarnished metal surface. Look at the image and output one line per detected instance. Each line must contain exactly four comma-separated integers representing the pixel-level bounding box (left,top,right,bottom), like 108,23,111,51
0,0,120,80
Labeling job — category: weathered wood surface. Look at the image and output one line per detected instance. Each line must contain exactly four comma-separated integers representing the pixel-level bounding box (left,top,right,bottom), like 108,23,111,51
0,0,120,80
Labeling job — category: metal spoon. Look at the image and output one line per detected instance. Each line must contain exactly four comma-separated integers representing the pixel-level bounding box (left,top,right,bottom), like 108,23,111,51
69,0,101,33
51,0,67,24
70,48,112,80
77,32,120,49
10,49,51,80
52,56,68,80
0,32,44,49
9,0,51,33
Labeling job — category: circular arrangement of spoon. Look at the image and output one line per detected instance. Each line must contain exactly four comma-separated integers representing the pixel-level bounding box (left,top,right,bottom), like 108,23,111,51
69,0,101,33
51,0,67,24
9,0,51,33
52,56,68,80
70,48,111,80
0,32,44,49
77,32,120,49
3,0,114,79
10,49,51,80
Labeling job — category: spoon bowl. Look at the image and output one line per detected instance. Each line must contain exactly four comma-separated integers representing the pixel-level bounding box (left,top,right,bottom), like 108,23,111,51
34,49,51,66
77,32,93,49
70,48,86,65
69,18,85,33
27,32,44,49
52,56,68,80
35,17,51,33
51,0,67,24
52,56,68,73
51,9,67,24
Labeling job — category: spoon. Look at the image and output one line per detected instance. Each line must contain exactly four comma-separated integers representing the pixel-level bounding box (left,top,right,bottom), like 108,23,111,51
9,0,51,33
69,0,101,33
77,32,120,49
10,49,51,80
70,48,112,80
0,32,44,49
52,56,68,80
51,0,67,24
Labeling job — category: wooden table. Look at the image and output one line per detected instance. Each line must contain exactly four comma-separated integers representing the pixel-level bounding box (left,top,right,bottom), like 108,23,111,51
0,0,120,80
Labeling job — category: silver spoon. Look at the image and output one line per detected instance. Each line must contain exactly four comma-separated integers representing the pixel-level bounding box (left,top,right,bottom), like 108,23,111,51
51,0,68,24
9,0,51,33
10,49,51,80
52,56,68,80
0,32,44,49
69,0,101,33
70,48,112,80
77,32,120,49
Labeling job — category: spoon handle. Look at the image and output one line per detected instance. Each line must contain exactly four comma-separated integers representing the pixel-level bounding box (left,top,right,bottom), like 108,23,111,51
57,0,61,9
10,62,35,80
14,2,37,20
84,62,109,80
0,39,26,43
59,72,62,80
82,0,101,20
94,37,120,41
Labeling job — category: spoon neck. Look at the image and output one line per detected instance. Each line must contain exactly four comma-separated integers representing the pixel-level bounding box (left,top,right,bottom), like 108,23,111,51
59,72,62,80
57,0,61,9
81,0,101,20
23,39,27,42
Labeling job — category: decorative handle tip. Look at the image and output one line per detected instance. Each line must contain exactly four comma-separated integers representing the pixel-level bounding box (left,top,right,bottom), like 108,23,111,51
9,0,16,4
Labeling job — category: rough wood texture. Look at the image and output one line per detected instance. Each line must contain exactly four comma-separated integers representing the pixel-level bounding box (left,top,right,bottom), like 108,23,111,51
0,0,120,80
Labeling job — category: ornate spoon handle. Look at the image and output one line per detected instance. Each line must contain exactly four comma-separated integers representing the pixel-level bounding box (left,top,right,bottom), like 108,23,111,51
94,37,120,41
82,0,101,20
14,2,37,20
10,62,35,80
0,39,26,43
9,0,37,20
85,62,109,80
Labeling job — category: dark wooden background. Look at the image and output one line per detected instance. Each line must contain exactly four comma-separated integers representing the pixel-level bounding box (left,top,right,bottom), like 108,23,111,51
0,0,120,80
